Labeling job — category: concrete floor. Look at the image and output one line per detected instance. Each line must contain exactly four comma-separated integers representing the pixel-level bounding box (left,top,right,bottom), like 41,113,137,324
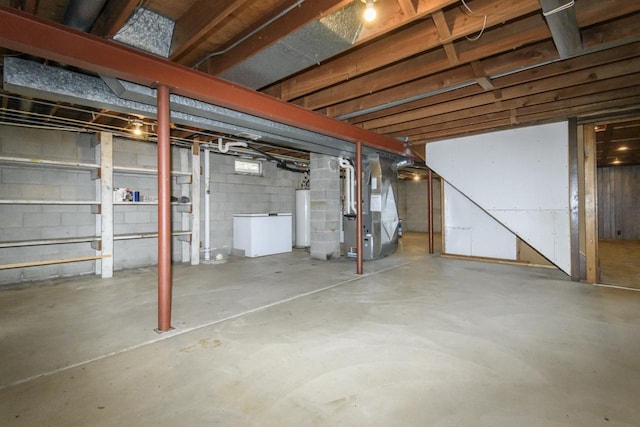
599,239,640,289
1,232,639,426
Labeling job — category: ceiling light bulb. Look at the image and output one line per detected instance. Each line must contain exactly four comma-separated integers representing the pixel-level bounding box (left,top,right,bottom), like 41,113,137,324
132,120,143,136
364,0,376,22
618,146,628,151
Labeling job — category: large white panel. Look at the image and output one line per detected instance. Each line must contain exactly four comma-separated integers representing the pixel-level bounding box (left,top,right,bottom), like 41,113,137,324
427,122,570,273
444,182,517,260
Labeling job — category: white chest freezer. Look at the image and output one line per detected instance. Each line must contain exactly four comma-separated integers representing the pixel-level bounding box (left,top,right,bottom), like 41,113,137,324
233,213,292,257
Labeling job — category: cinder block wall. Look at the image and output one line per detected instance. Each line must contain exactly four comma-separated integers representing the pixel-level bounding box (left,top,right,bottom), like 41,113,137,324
0,126,97,284
204,152,301,250
0,126,300,286
397,178,442,233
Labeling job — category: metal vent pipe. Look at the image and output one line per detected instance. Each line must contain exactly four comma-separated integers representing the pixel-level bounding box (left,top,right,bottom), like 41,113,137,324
63,0,108,32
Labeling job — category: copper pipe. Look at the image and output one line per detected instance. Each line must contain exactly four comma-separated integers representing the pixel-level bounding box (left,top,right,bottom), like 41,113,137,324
356,141,363,275
428,169,434,254
157,84,172,332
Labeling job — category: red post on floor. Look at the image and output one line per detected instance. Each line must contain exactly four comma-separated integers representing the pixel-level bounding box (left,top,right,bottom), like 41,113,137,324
156,84,173,332
356,141,363,275
428,168,434,254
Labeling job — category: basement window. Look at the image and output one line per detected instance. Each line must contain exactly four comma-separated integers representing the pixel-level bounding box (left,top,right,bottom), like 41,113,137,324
234,159,262,175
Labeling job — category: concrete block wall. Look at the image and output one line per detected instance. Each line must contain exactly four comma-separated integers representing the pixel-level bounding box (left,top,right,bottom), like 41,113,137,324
0,126,98,285
203,152,301,252
0,125,302,286
309,153,341,260
396,177,442,233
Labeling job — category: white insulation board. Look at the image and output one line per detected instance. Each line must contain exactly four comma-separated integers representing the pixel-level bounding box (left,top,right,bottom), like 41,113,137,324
426,122,570,273
444,181,517,260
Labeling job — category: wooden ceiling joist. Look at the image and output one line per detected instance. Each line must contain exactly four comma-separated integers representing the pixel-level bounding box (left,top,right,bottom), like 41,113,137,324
265,0,541,101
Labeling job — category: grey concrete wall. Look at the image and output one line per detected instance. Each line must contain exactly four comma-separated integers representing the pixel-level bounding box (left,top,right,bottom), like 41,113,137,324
396,178,441,233
309,153,340,260
0,126,97,285
0,125,301,286
202,152,301,251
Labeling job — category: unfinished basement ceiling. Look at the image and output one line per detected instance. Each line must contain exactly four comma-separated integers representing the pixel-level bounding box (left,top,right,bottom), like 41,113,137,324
1,0,640,164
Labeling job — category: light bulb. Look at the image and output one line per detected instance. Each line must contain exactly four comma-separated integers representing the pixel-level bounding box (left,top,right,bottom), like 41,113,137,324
364,1,376,22
133,126,142,136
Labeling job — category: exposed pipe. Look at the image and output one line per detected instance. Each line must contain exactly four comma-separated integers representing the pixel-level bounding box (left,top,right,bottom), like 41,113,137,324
218,138,248,153
62,0,109,32
203,145,211,262
338,156,356,215
428,168,434,254
356,141,363,275
156,84,172,333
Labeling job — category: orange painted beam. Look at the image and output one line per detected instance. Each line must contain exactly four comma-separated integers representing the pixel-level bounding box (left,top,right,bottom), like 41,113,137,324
0,6,410,157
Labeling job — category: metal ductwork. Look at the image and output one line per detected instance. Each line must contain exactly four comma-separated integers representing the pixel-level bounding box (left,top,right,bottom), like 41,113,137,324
539,0,582,58
112,7,175,58
63,0,108,32
220,2,363,90
2,57,367,158
343,153,400,260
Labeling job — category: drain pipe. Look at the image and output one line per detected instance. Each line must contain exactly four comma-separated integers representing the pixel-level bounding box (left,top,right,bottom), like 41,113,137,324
218,137,248,153
203,144,211,262
356,141,363,275
339,157,355,215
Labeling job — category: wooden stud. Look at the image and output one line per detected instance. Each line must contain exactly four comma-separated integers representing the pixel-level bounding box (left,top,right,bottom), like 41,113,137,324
584,123,598,284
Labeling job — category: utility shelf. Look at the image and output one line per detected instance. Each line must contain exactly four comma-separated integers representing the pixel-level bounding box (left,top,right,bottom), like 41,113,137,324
0,236,101,248
0,155,100,170
113,201,192,206
0,200,100,205
113,165,191,176
114,231,191,240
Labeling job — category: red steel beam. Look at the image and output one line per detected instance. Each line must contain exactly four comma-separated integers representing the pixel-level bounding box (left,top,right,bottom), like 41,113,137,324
0,6,410,157
156,84,172,333
356,141,363,275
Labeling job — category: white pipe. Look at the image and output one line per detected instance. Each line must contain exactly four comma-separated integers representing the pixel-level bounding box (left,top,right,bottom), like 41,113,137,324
203,146,211,261
339,157,356,215
218,137,248,153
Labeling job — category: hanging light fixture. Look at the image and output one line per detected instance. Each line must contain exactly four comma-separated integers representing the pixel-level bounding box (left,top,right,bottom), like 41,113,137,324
362,0,377,22
131,119,144,136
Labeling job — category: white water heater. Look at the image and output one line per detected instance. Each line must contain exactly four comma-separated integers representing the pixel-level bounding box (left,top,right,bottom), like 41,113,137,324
295,189,311,247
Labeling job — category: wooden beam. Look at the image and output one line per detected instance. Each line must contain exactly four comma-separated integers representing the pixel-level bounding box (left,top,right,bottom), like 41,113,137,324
568,117,580,281
397,0,417,16
199,0,350,73
539,0,582,58
470,61,494,90
356,41,640,131
583,123,598,283
304,2,639,114
170,0,249,62
265,0,540,101
372,73,640,135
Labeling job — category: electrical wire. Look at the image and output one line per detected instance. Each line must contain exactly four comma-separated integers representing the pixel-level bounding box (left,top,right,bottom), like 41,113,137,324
460,0,488,42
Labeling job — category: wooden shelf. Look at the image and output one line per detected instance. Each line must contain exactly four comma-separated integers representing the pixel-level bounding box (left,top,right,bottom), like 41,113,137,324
0,200,100,205
114,231,191,240
0,155,99,170
0,236,101,248
113,165,191,176
113,201,191,206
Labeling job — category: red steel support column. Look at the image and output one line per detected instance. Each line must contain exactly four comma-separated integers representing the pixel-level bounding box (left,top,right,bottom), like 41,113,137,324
156,84,173,333
428,169,435,254
356,141,363,275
